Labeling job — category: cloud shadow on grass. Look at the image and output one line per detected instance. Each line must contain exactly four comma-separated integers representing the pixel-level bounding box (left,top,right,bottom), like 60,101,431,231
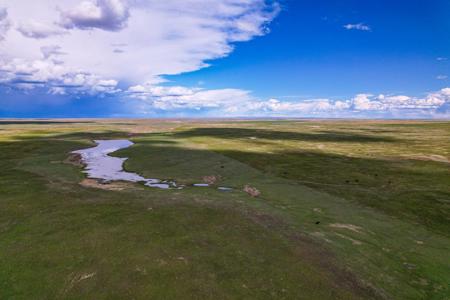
173,127,397,143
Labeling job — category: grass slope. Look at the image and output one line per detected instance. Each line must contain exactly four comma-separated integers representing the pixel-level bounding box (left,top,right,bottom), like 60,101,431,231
0,119,449,299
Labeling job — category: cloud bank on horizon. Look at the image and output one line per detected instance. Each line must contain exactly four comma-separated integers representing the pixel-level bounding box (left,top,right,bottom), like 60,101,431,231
0,0,449,118
127,85,450,118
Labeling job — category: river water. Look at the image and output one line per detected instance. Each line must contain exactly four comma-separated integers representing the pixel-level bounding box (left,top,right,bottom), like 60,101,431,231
72,140,176,189
72,140,233,191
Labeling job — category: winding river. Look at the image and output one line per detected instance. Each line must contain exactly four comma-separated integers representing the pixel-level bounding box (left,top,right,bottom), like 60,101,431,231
72,140,233,191
72,140,177,189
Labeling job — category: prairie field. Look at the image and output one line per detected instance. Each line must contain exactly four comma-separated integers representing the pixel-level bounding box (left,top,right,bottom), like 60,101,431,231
0,119,449,299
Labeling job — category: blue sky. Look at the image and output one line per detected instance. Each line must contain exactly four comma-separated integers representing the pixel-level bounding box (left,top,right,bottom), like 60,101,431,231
0,0,449,118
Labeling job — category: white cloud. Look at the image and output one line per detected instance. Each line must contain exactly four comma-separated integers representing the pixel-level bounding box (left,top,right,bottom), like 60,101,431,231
350,92,448,111
440,88,450,96
40,45,66,60
2,1,447,119
437,57,448,61
59,0,130,31
437,75,448,80
0,0,279,91
127,85,450,118
343,23,371,31
0,57,120,95
0,7,11,40
128,84,252,110
17,20,67,39
227,98,351,114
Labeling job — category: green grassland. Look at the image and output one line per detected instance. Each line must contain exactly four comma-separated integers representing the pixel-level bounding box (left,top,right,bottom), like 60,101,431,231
0,119,449,299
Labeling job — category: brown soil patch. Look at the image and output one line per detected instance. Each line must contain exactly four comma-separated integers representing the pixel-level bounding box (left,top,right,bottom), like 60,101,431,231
80,179,136,191
203,175,220,185
330,223,363,233
244,185,261,197
403,154,450,164
61,272,96,296
64,153,84,167
335,233,363,245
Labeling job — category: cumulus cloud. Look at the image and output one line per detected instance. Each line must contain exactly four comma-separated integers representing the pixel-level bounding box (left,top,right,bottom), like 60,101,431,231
59,0,130,31
127,85,450,118
351,92,449,111
0,57,119,95
343,23,371,31
40,45,66,60
238,98,351,114
0,7,11,41
17,20,67,39
2,1,447,119
128,84,252,110
1,0,280,89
